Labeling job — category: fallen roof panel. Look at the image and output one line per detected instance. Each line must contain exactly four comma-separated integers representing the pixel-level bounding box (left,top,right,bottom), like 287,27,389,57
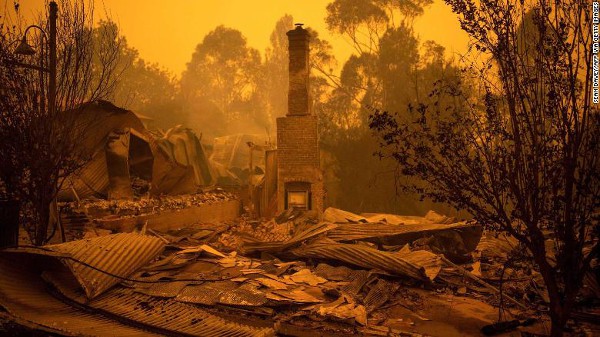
291,239,430,281
326,221,482,253
4,233,165,299
0,255,161,337
43,267,275,337
49,232,165,299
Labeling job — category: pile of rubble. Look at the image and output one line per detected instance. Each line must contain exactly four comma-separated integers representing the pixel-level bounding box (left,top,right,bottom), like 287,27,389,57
1,207,598,336
75,189,237,218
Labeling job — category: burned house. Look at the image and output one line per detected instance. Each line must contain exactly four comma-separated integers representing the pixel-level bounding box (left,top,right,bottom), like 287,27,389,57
58,101,214,201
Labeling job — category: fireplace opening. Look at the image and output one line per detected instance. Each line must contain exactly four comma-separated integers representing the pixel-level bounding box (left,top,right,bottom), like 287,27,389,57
284,182,311,210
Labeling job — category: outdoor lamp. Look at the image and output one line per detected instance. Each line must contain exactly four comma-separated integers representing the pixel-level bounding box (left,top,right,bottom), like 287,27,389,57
14,35,36,56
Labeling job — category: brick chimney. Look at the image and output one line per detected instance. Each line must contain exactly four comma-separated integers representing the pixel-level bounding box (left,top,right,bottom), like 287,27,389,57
287,24,310,116
275,24,324,216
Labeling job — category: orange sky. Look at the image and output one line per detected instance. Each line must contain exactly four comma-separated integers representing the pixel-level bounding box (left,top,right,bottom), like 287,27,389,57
3,0,470,76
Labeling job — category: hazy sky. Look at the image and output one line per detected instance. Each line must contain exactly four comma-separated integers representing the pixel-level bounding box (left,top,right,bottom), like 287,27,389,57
3,0,470,76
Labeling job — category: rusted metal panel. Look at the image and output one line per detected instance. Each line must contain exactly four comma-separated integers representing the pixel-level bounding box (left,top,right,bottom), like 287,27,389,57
60,101,150,201
211,134,268,170
135,280,190,298
323,207,368,223
1,251,274,336
105,129,134,199
158,127,213,186
149,144,197,195
474,232,518,260
325,207,455,226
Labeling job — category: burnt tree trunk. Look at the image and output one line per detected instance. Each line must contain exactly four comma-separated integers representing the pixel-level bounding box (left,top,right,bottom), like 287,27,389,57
536,248,580,337
34,200,51,246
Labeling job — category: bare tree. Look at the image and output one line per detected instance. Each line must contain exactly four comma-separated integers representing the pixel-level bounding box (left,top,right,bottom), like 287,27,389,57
0,0,124,245
370,0,599,335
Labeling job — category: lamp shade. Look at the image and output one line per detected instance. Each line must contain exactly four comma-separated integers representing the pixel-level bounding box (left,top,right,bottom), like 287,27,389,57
14,36,36,55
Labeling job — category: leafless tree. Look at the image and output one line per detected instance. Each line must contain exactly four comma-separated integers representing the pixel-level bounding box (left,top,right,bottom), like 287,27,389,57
370,0,599,335
0,0,124,245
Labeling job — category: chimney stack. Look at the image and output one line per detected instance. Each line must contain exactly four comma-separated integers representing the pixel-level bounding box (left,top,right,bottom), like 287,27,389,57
286,24,310,116
275,23,323,216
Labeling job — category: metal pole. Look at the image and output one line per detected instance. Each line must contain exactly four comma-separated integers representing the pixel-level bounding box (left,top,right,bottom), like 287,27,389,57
48,1,57,117
39,37,45,114
48,1,59,244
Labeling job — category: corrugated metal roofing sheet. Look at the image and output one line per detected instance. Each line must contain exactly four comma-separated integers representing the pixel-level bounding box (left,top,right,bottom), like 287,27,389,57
43,268,275,337
9,233,165,299
325,207,456,226
97,288,274,336
326,221,482,252
291,239,430,281
135,280,190,298
398,249,443,280
71,150,110,199
0,255,161,337
327,221,478,241
48,233,165,299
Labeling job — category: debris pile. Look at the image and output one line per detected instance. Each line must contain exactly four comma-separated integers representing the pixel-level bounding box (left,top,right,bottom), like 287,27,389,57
124,237,435,335
79,189,237,218
1,207,596,336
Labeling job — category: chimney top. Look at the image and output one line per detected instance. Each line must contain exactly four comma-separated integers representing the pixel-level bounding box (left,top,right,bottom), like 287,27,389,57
286,23,310,116
287,23,310,40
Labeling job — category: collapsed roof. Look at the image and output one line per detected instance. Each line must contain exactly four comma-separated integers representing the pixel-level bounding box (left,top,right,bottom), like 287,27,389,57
59,101,213,200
